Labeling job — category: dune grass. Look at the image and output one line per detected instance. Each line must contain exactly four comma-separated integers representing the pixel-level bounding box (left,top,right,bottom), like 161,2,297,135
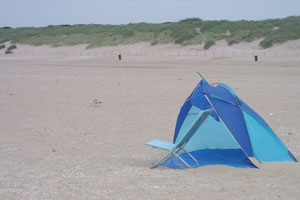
204,40,216,50
0,16,299,49
7,44,17,50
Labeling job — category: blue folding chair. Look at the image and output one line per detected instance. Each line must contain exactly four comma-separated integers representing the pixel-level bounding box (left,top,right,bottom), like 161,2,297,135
145,109,212,169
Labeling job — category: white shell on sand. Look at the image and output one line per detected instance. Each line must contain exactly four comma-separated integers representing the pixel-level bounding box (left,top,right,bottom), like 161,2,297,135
90,98,101,104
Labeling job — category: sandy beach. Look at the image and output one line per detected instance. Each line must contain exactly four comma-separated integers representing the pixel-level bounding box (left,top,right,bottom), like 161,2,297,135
1,43,300,199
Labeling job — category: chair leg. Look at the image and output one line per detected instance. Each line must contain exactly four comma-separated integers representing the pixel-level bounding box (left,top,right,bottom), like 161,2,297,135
173,152,192,168
181,148,199,167
151,151,174,169
150,149,198,169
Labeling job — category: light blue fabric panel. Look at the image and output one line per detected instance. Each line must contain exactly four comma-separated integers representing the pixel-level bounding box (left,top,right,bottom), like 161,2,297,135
175,106,240,152
175,105,199,144
242,110,294,162
144,139,176,150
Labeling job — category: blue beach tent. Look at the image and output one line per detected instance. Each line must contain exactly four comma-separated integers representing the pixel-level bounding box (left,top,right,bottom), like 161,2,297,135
146,77,297,169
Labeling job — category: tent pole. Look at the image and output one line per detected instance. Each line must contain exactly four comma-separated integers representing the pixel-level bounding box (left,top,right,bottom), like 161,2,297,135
197,72,204,79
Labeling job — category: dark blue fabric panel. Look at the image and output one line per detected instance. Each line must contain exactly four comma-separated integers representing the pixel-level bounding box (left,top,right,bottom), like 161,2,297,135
173,99,192,143
202,84,238,105
207,97,253,157
162,149,256,169
191,88,211,109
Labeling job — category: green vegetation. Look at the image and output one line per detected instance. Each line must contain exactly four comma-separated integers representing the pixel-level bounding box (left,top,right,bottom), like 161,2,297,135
227,39,239,46
7,44,17,50
151,39,159,45
0,44,5,49
5,49,12,54
204,40,215,49
260,39,273,48
0,16,299,49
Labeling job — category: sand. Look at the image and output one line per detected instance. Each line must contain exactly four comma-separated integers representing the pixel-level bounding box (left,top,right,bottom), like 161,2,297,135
0,42,300,199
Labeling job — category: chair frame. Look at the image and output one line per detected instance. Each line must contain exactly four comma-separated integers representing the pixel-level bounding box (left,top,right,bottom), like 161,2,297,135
149,109,213,169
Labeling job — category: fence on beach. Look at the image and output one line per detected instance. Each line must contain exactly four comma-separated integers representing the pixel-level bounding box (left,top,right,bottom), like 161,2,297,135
2,49,300,59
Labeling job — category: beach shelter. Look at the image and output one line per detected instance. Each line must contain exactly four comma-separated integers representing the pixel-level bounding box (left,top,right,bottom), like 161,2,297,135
146,77,297,169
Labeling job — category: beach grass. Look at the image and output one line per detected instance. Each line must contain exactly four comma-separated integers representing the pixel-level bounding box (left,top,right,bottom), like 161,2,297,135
1,16,299,49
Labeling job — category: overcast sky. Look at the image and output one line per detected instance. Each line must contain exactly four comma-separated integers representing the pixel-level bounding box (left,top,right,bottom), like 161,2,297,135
1,0,299,28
